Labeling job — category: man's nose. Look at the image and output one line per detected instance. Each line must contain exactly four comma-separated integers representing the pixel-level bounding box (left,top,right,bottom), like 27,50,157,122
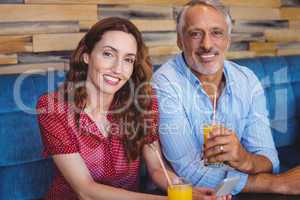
201,33,213,50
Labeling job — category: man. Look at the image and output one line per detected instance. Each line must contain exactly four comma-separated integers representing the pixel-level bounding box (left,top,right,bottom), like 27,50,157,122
153,0,280,194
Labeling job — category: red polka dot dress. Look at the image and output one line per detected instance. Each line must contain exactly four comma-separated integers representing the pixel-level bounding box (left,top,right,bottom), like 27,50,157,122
36,92,159,200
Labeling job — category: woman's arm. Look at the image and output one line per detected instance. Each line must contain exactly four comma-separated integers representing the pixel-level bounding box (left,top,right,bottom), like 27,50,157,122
142,141,178,191
52,153,167,200
143,141,221,200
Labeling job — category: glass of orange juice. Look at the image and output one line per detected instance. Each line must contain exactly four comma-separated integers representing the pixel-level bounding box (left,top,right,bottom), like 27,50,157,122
168,182,192,200
203,123,225,168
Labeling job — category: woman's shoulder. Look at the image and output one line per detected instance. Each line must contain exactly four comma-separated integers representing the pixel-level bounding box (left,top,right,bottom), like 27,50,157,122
36,91,69,115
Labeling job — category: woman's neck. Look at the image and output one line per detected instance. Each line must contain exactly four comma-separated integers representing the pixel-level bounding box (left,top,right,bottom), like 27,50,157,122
85,83,114,118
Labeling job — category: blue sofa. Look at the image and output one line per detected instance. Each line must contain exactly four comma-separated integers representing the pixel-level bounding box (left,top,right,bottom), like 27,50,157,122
0,71,65,200
1,55,300,199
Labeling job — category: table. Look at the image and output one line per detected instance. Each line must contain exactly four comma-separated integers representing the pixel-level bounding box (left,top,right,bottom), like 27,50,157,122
234,193,300,200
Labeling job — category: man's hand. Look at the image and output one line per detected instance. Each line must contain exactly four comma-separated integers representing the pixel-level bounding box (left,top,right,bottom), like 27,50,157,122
203,125,252,173
203,125,273,174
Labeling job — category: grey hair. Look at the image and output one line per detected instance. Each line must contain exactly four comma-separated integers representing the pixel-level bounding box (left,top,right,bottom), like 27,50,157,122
176,0,232,36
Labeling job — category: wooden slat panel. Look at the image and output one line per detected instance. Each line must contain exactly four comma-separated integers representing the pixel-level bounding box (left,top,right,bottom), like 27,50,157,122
143,32,177,47
231,32,265,42
149,45,179,56
255,50,276,57
249,43,277,56
225,51,256,59
25,0,102,3
99,5,173,19
222,0,281,7
289,21,300,29
251,41,300,51
0,5,97,22
79,20,98,30
131,19,176,32
277,42,300,50
33,33,85,52
0,21,79,36
281,8,300,20
0,35,32,54
0,0,23,3
230,7,281,20
99,0,188,5
277,49,300,56
265,29,300,42
25,0,188,5
229,42,249,51
0,54,18,65
249,42,277,51
81,19,176,32
280,8,300,20
0,62,67,75
281,0,300,6
18,52,70,64
233,20,288,33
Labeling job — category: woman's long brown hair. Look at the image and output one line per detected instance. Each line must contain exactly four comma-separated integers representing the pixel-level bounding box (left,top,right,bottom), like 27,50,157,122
63,17,154,162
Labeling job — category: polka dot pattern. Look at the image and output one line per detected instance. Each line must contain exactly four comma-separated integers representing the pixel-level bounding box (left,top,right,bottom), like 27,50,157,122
37,91,159,200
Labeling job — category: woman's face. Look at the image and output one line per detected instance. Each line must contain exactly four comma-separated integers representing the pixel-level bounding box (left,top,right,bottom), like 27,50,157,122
84,30,137,98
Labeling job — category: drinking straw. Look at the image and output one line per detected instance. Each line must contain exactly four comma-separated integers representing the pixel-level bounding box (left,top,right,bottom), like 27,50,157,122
149,143,173,187
212,91,217,125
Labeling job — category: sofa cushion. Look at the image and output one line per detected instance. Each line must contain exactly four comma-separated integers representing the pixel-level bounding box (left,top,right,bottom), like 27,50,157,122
0,70,64,199
278,145,300,172
233,56,300,148
0,71,64,166
0,159,54,200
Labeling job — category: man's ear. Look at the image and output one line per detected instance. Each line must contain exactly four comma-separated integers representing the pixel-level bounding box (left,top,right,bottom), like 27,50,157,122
226,36,231,51
83,53,89,64
177,34,183,50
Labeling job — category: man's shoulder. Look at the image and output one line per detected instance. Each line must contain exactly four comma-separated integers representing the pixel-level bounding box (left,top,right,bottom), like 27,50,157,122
153,55,182,82
225,60,258,82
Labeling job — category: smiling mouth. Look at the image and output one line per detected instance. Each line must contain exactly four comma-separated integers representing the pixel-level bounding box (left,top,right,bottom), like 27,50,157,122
198,53,218,63
103,74,121,85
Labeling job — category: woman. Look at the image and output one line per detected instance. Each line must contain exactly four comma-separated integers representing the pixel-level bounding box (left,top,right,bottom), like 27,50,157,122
37,17,223,200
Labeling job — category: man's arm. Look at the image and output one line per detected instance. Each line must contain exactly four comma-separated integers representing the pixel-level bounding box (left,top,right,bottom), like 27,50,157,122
239,70,280,174
244,166,300,195
152,73,248,195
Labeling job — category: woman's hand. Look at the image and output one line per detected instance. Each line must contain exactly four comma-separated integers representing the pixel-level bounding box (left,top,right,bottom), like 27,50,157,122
193,187,231,200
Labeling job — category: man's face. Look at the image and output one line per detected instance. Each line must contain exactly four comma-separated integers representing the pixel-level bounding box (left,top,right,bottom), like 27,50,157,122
178,5,230,75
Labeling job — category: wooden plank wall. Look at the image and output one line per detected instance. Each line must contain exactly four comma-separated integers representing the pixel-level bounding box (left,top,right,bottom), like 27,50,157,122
0,0,300,74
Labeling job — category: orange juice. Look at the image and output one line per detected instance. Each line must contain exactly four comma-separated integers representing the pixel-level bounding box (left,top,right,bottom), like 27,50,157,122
203,125,213,144
203,124,225,167
168,184,192,200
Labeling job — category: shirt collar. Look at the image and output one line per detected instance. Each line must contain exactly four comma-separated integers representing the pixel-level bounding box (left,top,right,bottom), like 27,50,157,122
175,52,235,96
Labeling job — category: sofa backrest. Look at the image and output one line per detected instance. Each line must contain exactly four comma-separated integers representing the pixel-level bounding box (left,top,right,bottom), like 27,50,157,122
233,55,300,148
0,70,65,200
1,55,299,199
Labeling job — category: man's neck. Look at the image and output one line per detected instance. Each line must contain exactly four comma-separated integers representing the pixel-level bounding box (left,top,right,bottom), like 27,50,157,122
194,68,225,101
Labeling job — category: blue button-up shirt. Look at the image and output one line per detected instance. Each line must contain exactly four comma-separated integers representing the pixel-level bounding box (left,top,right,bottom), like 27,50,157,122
152,53,280,194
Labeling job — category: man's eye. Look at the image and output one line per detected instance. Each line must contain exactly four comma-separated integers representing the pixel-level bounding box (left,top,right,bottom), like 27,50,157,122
212,30,225,38
189,32,203,39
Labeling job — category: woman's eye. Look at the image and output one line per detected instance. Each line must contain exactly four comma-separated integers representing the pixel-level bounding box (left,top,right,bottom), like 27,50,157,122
103,51,113,57
125,58,135,64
